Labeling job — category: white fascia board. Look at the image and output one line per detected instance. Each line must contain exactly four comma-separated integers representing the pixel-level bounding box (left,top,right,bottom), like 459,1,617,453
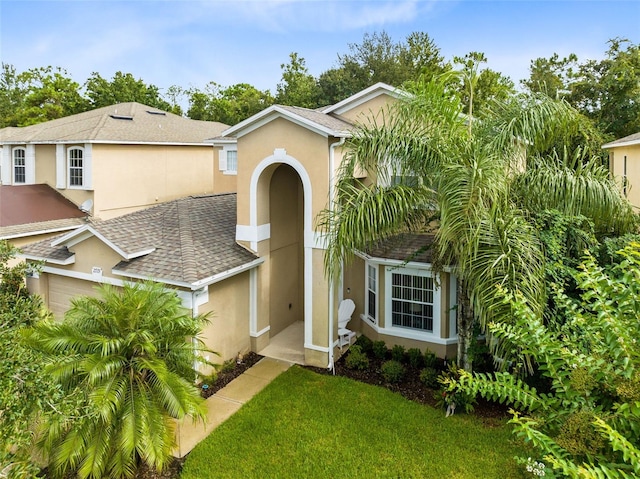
51,225,155,260
112,256,265,291
20,253,75,265
0,224,82,240
206,138,237,145
602,139,640,149
222,106,348,139
322,83,405,115
354,250,453,272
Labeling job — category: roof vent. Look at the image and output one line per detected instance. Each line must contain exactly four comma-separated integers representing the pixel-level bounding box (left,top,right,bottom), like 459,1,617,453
147,110,166,116
110,114,134,120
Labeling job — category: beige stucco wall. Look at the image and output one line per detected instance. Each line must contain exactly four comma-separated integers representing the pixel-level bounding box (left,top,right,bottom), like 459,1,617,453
34,145,56,186
609,145,640,209
236,118,331,228
336,94,396,125
198,272,251,370
91,144,215,220
212,146,238,194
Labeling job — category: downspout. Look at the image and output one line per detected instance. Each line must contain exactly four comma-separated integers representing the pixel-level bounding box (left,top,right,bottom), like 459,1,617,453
328,136,346,373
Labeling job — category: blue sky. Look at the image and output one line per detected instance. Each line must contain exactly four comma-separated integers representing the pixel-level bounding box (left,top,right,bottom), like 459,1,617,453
1,0,638,97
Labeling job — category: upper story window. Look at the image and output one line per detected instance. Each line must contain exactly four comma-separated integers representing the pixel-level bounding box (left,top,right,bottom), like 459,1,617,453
13,147,26,183
219,146,238,175
68,147,84,187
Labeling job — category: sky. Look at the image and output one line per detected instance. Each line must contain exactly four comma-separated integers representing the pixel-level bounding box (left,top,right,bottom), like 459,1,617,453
1,0,639,98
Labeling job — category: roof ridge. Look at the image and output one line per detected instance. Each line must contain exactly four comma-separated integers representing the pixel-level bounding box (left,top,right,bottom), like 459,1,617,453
177,200,199,283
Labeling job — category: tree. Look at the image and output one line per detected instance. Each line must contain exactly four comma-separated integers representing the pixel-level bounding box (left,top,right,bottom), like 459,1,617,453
10,66,88,126
318,74,635,372
521,53,577,99
449,246,640,477
26,281,212,479
318,30,448,105
275,52,320,108
187,82,273,124
84,71,172,111
0,63,27,127
0,241,75,479
522,39,640,140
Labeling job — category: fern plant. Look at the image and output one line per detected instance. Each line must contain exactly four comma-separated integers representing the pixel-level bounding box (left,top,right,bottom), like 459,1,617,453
447,245,640,477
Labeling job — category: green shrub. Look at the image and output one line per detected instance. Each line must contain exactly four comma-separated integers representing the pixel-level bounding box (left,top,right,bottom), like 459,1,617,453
345,345,369,371
437,364,476,414
407,348,423,368
372,340,388,360
221,358,236,373
423,349,437,368
354,335,373,354
419,367,439,388
381,360,405,383
391,344,406,362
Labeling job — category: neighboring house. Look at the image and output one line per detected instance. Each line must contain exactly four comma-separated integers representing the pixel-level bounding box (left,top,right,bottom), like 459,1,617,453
22,83,458,370
0,103,231,231
604,131,640,209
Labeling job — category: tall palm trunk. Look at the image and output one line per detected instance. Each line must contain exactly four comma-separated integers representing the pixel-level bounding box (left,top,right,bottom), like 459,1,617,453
456,280,475,372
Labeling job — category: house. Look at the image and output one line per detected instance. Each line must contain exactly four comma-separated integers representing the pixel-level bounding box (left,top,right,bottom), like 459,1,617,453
604,131,640,209
21,83,459,370
0,103,231,233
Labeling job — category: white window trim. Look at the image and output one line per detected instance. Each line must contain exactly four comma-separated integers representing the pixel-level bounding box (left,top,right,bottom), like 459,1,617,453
219,145,238,176
65,144,92,190
364,262,378,326
12,146,26,184
383,265,442,341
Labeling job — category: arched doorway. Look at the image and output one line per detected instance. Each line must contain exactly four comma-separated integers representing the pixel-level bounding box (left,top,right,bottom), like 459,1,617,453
268,164,304,336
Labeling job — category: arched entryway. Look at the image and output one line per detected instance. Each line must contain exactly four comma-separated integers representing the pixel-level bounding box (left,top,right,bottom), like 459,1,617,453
267,164,304,336
249,150,313,364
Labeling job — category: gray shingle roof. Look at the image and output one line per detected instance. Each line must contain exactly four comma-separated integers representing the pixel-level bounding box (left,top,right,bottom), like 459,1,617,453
0,103,228,144
366,233,436,264
276,105,354,134
602,132,640,148
22,194,260,286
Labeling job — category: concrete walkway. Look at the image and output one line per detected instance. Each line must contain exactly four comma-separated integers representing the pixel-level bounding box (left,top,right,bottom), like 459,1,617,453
173,357,292,458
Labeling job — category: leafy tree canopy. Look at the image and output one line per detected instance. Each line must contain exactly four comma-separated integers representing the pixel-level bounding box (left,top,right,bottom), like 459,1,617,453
187,82,274,124
84,71,174,112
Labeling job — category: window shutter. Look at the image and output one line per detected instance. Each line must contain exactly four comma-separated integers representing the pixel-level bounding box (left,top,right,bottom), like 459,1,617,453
83,143,93,189
0,146,10,185
25,144,35,184
56,144,66,188
218,148,227,171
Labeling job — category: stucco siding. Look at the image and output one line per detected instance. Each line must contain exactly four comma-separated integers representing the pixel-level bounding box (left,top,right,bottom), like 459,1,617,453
610,145,640,209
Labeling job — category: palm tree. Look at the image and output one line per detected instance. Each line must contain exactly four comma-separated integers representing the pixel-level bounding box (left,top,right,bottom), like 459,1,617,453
26,281,211,479
319,74,635,371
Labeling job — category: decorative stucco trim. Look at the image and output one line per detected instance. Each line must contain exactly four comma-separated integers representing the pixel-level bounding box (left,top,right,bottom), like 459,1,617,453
360,314,458,345
236,223,271,244
250,325,270,338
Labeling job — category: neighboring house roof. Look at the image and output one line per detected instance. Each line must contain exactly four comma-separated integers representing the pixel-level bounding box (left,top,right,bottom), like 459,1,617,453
0,103,228,145
602,132,640,149
0,184,87,240
21,193,262,289
363,233,436,264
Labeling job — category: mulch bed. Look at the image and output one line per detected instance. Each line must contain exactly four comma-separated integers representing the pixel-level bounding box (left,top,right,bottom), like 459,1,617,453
199,351,264,398
305,352,510,424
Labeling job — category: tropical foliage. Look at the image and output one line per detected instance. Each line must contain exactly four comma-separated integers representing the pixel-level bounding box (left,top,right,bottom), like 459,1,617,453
25,281,212,479
318,71,635,371
447,246,640,477
0,241,74,479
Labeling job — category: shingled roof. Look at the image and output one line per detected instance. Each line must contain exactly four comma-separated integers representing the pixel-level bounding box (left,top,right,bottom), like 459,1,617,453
21,193,261,288
602,131,640,149
365,233,436,264
0,103,228,145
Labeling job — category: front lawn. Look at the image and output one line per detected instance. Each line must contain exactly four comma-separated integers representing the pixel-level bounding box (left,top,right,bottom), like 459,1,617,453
181,366,527,478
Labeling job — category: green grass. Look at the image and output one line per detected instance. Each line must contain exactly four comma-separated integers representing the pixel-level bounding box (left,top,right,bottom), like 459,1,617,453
181,366,527,479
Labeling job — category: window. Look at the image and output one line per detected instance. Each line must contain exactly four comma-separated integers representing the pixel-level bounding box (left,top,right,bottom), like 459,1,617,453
219,146,238,175
226,150,238,174
366,263,377,322
13,147,26,183
390,269,434,333
68,147,83,187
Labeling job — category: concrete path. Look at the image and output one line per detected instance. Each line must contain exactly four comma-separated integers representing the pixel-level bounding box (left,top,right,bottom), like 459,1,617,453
173,357,292,458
